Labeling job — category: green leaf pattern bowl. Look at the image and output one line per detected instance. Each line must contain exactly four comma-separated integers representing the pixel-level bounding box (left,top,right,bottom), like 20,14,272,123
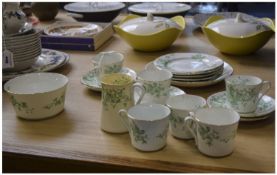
4,72,68,120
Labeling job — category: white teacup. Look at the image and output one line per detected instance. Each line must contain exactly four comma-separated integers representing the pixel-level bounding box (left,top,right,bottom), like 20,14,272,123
119,103,170,152
93,51,124,80
185,108,240,157
137,69,172,104
166,94,206,139
225,75,271,113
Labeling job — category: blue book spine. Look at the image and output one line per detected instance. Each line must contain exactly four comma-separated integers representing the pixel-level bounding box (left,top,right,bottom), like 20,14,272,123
42,43,95,51
40,35,94,45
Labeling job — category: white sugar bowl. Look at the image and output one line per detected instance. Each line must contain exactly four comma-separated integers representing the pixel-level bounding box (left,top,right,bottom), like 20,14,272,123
4,73,68,120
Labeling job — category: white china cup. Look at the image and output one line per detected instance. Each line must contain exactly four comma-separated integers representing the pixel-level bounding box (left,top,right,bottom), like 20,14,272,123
119,103,170,152
137,69,173,104
166,94,206,139
185,108,240,157
225,75,271,113
93,51,124,81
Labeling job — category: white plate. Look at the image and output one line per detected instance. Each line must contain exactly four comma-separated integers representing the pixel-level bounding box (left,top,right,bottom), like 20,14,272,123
134,86,185,103
128,2,191,15
44,22,103,37
207,91,275,119
193,12,256,27
64,2,125,13
145,61,233,88
81,67,137,92
3,49,69,81
154,53,224,75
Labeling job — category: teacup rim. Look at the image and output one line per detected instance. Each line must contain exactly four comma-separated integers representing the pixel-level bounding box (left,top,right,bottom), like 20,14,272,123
101,73,133,86
193,107,240,126
166,94,206,111
225,74,262,85
92,51,124,65
127,103,170,122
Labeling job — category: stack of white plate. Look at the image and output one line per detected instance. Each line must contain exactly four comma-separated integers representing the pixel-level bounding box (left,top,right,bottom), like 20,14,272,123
145,53,233,87
3,29,41,72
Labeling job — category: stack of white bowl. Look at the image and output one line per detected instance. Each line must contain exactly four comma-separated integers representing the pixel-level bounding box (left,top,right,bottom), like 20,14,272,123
3,29,41,72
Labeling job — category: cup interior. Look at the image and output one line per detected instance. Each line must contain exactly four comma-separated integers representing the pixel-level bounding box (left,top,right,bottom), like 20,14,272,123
94,51,124,65
226,75,262,86
195,108,240,126
101,73,133,86
138,69,172,81
128,103,170,121
166,94,206,111
4,73,68,94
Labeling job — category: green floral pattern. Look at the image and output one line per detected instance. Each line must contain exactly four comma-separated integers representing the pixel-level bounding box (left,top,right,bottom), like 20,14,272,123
169,113,184,129
103,64,122,74
44,94,65,110
198,124,235,146
102,87,131,110
144,82,168,98
226,84,258,107
130,121,148,144
10,96,34,114
191,54,206,60
82,69,101,87
156,126,169,139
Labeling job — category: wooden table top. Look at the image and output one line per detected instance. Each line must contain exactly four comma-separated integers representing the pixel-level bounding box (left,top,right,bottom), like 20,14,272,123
3,12,275,173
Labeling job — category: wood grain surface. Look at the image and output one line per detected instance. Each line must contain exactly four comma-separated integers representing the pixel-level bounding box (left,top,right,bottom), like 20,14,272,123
2,12,275,173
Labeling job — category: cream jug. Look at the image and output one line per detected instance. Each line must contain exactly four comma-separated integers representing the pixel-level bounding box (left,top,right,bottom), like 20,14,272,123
100,73,145,133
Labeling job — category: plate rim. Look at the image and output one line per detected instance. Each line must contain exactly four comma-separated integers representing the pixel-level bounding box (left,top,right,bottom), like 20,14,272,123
64,2,126,13
154,52,224,75
128,2,191,15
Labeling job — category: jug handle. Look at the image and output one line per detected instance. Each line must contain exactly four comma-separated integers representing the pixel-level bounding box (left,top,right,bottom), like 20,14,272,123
133,82,145,105
118,109,130,132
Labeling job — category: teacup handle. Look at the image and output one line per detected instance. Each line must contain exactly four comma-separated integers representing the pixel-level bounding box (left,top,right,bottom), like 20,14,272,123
118,109,130,132
184,112,198,146
133,82,146,105
257,81,271,105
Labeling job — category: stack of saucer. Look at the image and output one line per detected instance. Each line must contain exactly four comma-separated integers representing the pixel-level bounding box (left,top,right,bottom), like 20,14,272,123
3,29,41,72
148,53,233,87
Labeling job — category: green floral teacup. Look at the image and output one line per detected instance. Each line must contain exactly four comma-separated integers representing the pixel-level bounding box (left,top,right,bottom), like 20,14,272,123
225,75,271,113
92,51,124,80
185,108,240,157
101,73,145,133
119,103,170,152
166,94,206,139
137,69,172,104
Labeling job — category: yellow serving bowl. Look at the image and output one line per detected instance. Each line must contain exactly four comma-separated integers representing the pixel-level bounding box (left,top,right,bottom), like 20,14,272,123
202,16,275,55
114,14,185,52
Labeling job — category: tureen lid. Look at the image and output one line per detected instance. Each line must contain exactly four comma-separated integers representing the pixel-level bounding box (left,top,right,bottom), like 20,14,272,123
119,13,181,35
207,13,271,37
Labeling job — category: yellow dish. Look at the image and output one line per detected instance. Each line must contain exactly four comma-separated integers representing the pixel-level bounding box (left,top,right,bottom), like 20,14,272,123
114,14,185,52
202,16,275,55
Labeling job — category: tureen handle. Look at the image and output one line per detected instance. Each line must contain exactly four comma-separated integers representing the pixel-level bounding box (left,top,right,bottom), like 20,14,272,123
147,13,154,21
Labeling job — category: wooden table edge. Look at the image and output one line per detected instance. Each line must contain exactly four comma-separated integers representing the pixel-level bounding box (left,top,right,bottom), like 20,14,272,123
3,143,260,173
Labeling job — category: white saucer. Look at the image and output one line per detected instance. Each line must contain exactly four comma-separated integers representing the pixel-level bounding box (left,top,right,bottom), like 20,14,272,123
145,61,233,87
207,91,275,121
81,67,137,92
134,86,185,103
